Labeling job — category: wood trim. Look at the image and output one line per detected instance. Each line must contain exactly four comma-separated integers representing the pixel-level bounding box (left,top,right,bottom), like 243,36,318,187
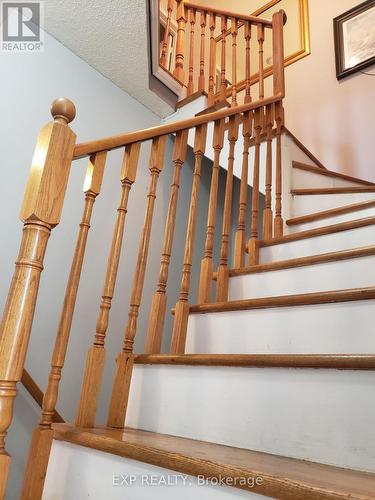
283,127,326,170
292,161,374,186
134,354,375,370
53,424,375,500
228,246,375,276
260,216,375,247
183,2,273,27
73,94,283,158
287,200,375,227
21,370,64,423
176,89,207,108
291,187,375,195
187,286,375,314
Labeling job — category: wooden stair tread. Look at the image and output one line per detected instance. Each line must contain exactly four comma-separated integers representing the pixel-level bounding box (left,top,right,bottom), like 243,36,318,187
260,216,375,247
53,424,375,499
176,89,208,109
292,161,374,187
134,354,375,370
187,286,375,314
287,200,375,226
226,246,375,276
291,187,375,195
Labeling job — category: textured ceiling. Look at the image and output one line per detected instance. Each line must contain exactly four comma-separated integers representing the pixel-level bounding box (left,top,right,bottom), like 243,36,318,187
44,0,174,117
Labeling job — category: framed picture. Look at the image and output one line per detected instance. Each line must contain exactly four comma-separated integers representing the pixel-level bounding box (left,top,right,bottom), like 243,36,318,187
334,0,375,80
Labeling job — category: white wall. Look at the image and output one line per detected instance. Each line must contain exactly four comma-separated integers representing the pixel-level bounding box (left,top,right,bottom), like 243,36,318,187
284,0,375,181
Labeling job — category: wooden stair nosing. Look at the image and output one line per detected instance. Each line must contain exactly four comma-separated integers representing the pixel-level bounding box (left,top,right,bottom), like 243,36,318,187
259,216,375,248
292,161,375,187
287,200,375,226
227,246,375,277
176,89,208,109
187,286,375,314
53,424,375,500
134,354,375,370
291,187,375,195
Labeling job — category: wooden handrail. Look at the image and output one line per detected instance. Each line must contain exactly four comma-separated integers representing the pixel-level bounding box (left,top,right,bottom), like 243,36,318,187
183,2,273,27
21,370,64,423
73,94,283,158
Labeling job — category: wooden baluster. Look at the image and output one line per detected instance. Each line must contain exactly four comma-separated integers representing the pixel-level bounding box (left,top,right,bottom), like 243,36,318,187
174,0,187,83
170,124,208,354
216,116,239,301
107,136,167,428
231,17,238,106
220,16,228,101
21,152,106,500
198,10,207,91
145,130,189,354
187,8,196,96
248,107,263,265
208,13,216,106
274,101,285,237
160,0,174,67
0,98,76,498
263,104,274,240
244,21,252,103
76,143,141,428
233,111,252,268
198,118,225,303
258,24,265,100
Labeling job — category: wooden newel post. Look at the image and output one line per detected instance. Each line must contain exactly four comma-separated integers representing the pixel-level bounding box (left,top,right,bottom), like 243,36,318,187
174,0,187,83
0,98,76,498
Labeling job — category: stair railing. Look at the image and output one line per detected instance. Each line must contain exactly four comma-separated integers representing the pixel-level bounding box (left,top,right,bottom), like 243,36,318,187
160,0,286,107
0,9,285,499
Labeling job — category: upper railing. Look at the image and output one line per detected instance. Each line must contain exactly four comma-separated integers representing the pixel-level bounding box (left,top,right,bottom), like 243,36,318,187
0,8,285,499
159,0,286,106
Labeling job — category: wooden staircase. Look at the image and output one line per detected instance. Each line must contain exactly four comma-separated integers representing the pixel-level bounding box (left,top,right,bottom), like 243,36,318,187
0,2,375,500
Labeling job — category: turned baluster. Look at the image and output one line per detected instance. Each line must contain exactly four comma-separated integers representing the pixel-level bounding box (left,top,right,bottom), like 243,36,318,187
160,0,174,67
274,101,284,237
76,143,141,428
174,0,187,83
107,135,167,428
220,16,228,101
170,124,208,354
216,116,239,301
263,104,274,240
199,10,207,92
244,21,252,103
187,8,196,96
231,18,238,106
21,152,106,500
233,111,252,268
145,130,189,354
248,107,263,265
258,24,265,100
198,119,225,303
0,98,76,498
208,13,216,106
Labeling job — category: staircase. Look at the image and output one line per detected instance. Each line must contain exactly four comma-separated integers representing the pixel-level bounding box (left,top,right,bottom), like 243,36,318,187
0,2,375,500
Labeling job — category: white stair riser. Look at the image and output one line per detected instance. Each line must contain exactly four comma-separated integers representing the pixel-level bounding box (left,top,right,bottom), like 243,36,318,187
260,224,375,262
292,193,375,217
127,365,375,472
287,206,375,233
292,168,365,189
43,441,262,500
186,300,375,354
229,255,375,299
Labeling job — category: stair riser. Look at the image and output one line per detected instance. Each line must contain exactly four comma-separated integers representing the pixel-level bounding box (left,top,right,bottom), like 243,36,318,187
127,365,375,472
287,206,375,233
186,300,375,354
43,441,263,499
292,193,375,217
229,255,375,299
260,224,375,263
292,168,365,189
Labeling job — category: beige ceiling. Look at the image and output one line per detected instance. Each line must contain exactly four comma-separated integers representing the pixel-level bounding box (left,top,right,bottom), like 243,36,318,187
191,0,270,16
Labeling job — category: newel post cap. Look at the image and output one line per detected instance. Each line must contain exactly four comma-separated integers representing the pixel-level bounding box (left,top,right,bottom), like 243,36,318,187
50,97,76,124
